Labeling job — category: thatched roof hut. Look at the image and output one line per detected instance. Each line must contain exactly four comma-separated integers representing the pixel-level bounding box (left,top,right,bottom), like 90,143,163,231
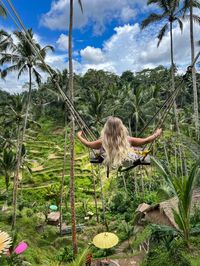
136,188,200,228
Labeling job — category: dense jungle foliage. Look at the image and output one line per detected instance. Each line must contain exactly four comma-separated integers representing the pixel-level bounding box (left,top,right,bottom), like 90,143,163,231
0,65,200,265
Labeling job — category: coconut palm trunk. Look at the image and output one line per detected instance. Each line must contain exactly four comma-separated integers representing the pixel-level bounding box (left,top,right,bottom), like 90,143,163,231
59,120,67,235
68,0,78,256
190,0,199,140
169,21,179,132
5,172,9,205
98,166,108,231
91,167,99,223
12,66,32,229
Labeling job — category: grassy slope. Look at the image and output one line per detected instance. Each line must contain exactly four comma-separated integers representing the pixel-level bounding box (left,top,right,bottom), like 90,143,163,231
0,120,103,265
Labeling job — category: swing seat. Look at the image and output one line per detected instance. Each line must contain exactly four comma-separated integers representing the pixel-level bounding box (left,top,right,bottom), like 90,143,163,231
90,149,105,163
119,148,151,172
90,147,151,171
119,156,151,172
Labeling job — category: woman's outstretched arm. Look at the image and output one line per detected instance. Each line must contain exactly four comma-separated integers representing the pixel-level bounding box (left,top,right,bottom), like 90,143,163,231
77,131,102,149
128,128,162,147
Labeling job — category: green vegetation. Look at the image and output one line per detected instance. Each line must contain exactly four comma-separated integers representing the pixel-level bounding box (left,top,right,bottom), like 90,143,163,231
1,64,200,264
1,0,200,265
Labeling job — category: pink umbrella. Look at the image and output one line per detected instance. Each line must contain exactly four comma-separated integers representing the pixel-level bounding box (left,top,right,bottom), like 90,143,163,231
14,242,28,255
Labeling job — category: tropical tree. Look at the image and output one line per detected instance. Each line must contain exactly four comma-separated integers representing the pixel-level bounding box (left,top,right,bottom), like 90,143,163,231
68,0,83,257
123,84,156,136
182,0,200,140
141,0,184,131
0,28,54,229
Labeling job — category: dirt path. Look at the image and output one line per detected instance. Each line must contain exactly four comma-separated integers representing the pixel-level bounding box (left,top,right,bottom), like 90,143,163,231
92,253,145,266
92,239,145,266
115,240,129,256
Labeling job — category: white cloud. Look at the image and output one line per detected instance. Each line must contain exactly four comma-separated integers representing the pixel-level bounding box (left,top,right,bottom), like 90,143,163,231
80,46,105,64
45,52,67,70
40,0,146,34
78,21,200,75
120,7,137,22
56,33,69,51
0,72,27,94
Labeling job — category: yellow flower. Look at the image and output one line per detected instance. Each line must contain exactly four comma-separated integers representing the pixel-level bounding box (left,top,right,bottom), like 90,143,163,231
0,230,12,256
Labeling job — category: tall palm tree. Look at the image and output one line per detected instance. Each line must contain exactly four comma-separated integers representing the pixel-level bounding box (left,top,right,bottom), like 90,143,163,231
68,0,83,257
141,0,183,130
0,29,54,229
182,0,200,140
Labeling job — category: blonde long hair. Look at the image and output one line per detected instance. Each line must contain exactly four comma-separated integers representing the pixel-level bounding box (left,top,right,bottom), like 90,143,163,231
101,117,130,167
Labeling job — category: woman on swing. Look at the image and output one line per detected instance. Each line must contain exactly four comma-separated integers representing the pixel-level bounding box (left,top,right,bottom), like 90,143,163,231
77,116,162,167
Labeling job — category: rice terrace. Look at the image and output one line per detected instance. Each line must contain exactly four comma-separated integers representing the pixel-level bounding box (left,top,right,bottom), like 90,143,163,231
1,0,200,265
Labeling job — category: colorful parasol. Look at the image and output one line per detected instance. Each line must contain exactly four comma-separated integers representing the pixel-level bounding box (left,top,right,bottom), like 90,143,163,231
14,242,28,254
93,232,119,249
0,230,12,256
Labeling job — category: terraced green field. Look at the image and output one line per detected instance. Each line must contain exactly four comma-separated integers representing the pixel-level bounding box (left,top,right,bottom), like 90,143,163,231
0,120,102,209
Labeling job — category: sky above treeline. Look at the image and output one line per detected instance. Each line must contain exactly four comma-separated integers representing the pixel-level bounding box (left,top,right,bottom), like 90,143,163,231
0,0,199,93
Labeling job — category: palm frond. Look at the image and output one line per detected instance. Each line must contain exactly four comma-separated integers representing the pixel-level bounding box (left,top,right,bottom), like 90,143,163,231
1,64,21,78
170,0,180,13
192,0,200,9
176,17,183,32
157,23,168,47
40,45,54,58
0,53,20,65
183,161,200,211
32,68,42,85
18,65,28,79
78,0,83,13
151,156,173,186
147,0,169,13
141,13,166,29
182,14,200,25
172,209,185,232
191,14,200,25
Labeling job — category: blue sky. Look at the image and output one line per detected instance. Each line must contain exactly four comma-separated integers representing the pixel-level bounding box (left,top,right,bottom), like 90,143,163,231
0,0,199,93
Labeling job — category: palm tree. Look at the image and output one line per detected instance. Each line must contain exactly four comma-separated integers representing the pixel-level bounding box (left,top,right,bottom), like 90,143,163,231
141,0,183,130
0,29,54,229
123,84,156,136
182,0,200,140
59,118,68,235
68,0,83,257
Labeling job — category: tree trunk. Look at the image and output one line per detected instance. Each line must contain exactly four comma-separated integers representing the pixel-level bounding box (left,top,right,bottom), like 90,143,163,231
68,0,78,256
170,21,179,132
122,173,128,193
170,21,188,175
5,172,9,205
59,121,67,235
91,166,99,223
190,0,199,140
12,66,32,230
98,165,108,231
